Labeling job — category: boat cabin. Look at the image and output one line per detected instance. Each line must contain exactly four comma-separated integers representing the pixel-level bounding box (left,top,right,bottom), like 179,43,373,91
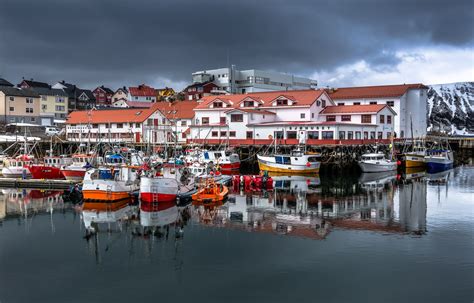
361,154,385,161
44,156,72,167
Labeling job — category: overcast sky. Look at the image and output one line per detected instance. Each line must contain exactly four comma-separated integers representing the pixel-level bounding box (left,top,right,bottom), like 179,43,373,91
0,0,473,90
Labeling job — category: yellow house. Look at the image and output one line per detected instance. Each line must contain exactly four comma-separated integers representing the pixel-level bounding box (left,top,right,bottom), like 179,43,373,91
0,87,41,124
32,87,69,125
156,87,176,100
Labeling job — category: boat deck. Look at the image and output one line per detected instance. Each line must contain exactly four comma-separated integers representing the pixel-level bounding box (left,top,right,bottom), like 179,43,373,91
0,177,78,189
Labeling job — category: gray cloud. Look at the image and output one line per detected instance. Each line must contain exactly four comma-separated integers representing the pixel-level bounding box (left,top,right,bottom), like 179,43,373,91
0,0,472,89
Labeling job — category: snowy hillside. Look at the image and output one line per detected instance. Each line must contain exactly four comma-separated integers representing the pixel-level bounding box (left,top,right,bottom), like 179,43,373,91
427,82,474,135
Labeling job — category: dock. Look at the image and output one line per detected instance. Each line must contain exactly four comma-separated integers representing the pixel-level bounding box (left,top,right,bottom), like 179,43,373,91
0,178,78,189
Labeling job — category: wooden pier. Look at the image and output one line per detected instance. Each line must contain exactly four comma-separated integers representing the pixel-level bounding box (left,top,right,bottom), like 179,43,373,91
0,178,78,189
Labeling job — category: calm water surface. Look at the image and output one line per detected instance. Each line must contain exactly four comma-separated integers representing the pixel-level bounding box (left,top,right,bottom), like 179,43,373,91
0,166,473,303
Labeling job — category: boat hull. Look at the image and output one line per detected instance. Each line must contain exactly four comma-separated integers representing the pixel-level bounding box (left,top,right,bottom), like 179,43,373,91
191,186,228,203
218,162,240,173
139,177,178,203
401,154,426,168
28,165,64,179
257,155,320,173
1,167,31,178
61,169,86,181
358,162,397,173
82,190,132,202
426,161,453,173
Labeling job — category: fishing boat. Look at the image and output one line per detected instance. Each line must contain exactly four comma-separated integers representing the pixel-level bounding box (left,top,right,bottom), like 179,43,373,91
28,155,72,179
1,155,34,178
61,153,102,181
257,147,320,173
425,149,454,172
399,139,427,168
192,177,228,203
186,148,240,173
358,153,397,173
140,176,179,203
82,166,139,201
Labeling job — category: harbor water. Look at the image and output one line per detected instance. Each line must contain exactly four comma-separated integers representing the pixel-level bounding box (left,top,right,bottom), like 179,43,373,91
0,166,473,302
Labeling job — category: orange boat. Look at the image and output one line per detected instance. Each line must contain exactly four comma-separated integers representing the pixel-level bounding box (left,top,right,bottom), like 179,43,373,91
192,178,228,203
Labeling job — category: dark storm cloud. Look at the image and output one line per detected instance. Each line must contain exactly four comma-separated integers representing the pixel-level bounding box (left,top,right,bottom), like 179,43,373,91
0,0,472,89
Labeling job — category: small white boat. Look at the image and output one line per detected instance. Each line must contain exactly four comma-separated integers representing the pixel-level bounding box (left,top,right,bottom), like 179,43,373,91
257,148,321,173
358,153,397,173
1,155,34,178
82,166,139,201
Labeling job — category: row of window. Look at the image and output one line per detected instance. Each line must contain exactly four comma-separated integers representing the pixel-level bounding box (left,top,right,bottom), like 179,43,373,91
209,130,390,140
337,101,395,107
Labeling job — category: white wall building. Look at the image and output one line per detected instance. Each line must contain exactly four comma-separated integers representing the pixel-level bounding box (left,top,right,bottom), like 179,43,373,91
191,66,317,94
65,106,172,144
327,84,428,138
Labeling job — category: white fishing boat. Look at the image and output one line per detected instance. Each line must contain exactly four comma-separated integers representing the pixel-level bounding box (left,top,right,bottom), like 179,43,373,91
358,153,397,173
82,166,139,201
257,148,321,173
2,155,34,178
140,175,179,203
185,148,240,173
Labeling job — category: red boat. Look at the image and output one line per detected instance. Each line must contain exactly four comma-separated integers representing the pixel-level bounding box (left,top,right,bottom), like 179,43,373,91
61,154,100,181
28,156,72,179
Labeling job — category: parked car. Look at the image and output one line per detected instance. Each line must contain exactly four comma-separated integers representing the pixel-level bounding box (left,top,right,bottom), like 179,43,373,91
45,127,61,136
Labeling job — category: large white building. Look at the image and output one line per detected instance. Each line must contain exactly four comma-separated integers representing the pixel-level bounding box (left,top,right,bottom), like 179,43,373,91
189,90,395,145
327,84,428,138
191,66,317,94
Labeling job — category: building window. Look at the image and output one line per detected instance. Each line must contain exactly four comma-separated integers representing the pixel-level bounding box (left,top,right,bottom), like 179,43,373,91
311,113,314,119
9,96,14,101
31,117,36,122
322,131,334,139
286,131,297,139
243,101,254,107
378,132,383,139
229,131,236,137
339,131,345,140
274,131,284,139
370,131,375,139
401,130,405,138
230,114,243,122
135,123,140,128
246,131,253,139
364,132,369,140
276,99,288,106
387,115,392,124
326,115,336,122
348,131,354,139
181,120,187,126
41,104,47,110
27,98,34,103
341,115,351,121
56,106,65,111
41,96,47,101
355,131,361,139
337,103,344,106
321,100,326,107
220,117,226,124
369,101,377,105
201,117,209,125
211,131,218,137
117,123,123,128
316,100,321,106
353,102,360,105
9,107,14,112
26,108,33,113
92,124,98,128
361,115,372,123
56,97,65,103
220,131,227,137
300,113,305,119
307,131,318,139
213,101,223,108
380,115,385,124
386,101,395,107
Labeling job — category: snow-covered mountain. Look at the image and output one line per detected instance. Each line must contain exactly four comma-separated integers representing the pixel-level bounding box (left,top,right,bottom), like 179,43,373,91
427,82,474,135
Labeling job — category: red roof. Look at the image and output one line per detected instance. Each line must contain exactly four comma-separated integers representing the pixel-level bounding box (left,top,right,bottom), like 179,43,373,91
320,104,391,114
153,101,198,119
66,104,163,124
195,89,327,110
125,101,153,108
129,84,156,97
327,83,428,100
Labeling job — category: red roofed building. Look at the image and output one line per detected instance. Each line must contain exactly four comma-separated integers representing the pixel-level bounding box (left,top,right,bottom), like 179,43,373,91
128,84,157,103
326,83,428,138
65,104,173,144
153,101,198,143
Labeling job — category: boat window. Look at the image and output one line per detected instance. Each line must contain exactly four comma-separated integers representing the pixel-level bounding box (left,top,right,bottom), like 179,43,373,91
204,152,209,160
283,157,291,164
275,156,283,164
307,157,319,162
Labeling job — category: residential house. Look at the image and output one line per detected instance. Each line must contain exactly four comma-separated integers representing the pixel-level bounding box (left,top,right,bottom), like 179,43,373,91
92,85,114,106
154,101,198,143
128,84,156,102
326,84,428,138
18,79,50,89
182,81,219,101
112,100,153,108
30,87,69,125
156,87,176,100
0,87,41,124
0,78,14,87
52,81,96,111
111,87,129,104
65,104,172,144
